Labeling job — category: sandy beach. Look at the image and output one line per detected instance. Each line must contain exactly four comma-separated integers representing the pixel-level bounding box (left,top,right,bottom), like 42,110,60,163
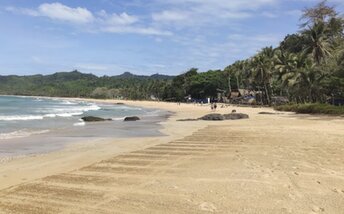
0,100,344,213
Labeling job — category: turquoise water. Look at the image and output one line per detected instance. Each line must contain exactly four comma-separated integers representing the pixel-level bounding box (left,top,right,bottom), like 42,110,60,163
0,96,169,158
0,95,166,140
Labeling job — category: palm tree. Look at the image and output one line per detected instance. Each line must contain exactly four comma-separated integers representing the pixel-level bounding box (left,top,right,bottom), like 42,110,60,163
301,0,337,27
223,66,232,96
288,58,325,102
274,50,310,97
302,21,332,65
231,60,245,91
274,49,297,81
251,47,275,104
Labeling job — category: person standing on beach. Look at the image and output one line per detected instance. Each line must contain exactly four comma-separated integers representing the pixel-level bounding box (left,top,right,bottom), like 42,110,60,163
214,102,217,111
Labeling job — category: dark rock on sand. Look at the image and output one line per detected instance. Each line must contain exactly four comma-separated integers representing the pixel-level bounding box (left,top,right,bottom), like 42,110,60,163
232,109,237,113
200,114,225,121
258,112,278,115
177,118,199,121
124,116,140,121
178,112,249,122
223,113,249,120
82,116,112,122
116,103,125,105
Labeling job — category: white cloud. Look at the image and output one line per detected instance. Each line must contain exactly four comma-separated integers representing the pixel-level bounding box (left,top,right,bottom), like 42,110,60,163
165,32,285,72
101,26,172,36
96,10,172,35
6,3,94,24
151,0,278,28
156,0,277,11
152,10,190,22
38,3,94,24
98,10,138,25
6,2,170,36
155,0,278,15
219,12,252,19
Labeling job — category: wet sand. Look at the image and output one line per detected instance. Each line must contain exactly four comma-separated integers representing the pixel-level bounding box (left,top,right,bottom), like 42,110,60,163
0,100,343,213
0,110,170,160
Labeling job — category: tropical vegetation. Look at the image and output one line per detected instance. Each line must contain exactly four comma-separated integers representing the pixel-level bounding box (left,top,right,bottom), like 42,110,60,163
0,71,173,100
222,1,344,105
274,103,344,115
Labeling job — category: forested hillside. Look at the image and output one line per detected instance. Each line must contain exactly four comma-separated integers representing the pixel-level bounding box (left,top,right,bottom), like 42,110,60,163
0,71,174,100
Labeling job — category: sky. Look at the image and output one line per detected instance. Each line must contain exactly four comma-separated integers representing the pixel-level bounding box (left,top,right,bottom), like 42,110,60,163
0,0,343,76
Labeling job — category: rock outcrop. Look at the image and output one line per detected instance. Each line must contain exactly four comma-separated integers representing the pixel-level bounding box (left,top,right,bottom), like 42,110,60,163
124,116,140,121
81,116,112,122
258,112,278,115
178,112,249,121
200,114,225,121
223,113,249,120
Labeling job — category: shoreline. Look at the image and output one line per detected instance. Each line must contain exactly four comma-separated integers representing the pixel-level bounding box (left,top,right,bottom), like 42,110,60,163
0,96,173,160
0,98,212,189
0,98,284,190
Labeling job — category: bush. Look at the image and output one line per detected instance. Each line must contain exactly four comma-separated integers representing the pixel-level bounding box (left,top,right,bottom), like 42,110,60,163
274,103,344,115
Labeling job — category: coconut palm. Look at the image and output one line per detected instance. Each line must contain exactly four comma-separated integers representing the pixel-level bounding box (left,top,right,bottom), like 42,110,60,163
274,49,297,81
301,0,337,27
274,51,310,94
287,58,326,102
231,60,245,90
302,21,332,65
251,47,275,104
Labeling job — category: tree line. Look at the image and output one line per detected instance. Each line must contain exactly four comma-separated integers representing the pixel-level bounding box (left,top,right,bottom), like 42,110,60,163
0,71,173,100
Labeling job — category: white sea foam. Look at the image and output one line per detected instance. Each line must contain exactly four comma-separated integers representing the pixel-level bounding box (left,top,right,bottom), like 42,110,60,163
113,106,142,111
73,121,86,126
73,119,86,126
52,104,101,113
44,114,57,118
0,115,44,121
140,109,165,117
0,104,102,121
112,117,126,121
0,129,50,140
56,112,84,117
61,100,76,105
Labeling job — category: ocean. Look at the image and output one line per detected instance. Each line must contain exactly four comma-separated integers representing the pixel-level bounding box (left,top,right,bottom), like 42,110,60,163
0,95,169,159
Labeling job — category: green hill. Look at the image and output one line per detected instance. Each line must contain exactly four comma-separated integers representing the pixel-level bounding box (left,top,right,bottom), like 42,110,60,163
0,70,174,99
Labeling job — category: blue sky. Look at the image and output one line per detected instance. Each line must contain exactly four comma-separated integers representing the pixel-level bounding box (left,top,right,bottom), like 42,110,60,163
0,0,343,76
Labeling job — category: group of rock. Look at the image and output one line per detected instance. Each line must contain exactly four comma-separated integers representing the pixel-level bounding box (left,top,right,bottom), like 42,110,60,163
178,110,249,121
81,109,249,123
81,116,140,122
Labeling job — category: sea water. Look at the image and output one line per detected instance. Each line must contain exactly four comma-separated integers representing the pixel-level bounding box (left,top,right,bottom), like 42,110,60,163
0,95,169,158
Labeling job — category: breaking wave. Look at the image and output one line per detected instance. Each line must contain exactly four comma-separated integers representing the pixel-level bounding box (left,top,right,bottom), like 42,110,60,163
0,104,101,121
0,129,50,140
